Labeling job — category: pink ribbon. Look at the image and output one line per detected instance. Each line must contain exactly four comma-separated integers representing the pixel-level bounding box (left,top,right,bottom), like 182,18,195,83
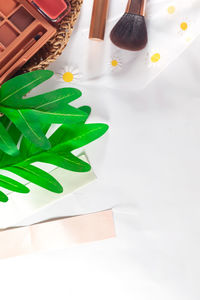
0,210,115,259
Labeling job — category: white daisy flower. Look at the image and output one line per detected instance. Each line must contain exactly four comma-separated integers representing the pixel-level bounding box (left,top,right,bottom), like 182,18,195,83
145,48,169,69
167,5,176,15
145,49,161,68
56,66,82,83
177,17,192,36
109,54,123,71
177,17,197,43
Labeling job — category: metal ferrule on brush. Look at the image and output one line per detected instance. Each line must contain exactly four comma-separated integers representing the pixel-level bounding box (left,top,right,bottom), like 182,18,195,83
126,0,146,16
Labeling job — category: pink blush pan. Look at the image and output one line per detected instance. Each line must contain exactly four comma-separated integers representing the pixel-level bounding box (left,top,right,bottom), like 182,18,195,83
29,0,71,22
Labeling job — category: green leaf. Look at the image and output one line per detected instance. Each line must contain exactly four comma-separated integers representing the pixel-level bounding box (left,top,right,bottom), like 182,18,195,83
0,174,29,193
0,71,87,152
0,122,19,156
0,123,23,168
5,165,63,194
51,123,109,152
31,105,87,125
7,122,21,145
0,191,8,203
0,71,88,153
34,88,82,110
19,106,92,158
1,107,51,150
0,115,10,128
0,70,109,203
2,88,82,110
0,121,108,201
79,106,91,117
31,152,91,172
0,120,108,198
0,70,53,106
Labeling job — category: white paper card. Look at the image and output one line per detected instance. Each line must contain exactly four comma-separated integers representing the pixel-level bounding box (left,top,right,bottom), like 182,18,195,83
0,154,96,229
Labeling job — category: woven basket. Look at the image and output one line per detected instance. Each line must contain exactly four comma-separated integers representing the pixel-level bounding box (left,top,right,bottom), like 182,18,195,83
19,0,83,74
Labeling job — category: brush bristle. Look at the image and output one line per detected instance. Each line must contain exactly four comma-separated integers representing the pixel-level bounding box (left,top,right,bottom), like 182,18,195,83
110,13,148,51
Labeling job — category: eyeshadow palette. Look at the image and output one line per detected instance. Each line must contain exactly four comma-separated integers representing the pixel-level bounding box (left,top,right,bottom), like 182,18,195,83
0,0,56,85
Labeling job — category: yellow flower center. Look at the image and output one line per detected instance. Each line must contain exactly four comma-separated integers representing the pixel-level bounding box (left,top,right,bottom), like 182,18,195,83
63,72,74,82
111,60,118,67
168,6,175,14
180,22,188,31
151,53,160,63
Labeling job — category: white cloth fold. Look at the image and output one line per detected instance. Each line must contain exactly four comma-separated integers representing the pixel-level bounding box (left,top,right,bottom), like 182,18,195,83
51,0,200,90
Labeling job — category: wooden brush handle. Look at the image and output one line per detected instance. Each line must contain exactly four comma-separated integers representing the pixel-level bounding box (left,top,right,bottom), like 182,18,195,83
126,0,146,16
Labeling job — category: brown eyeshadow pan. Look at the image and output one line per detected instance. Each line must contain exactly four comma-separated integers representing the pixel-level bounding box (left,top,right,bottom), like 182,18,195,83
0,22,19,47
9,7,35,32
0,0,18,16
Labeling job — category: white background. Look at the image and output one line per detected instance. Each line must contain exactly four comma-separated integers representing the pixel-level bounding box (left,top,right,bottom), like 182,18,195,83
1,3,200,300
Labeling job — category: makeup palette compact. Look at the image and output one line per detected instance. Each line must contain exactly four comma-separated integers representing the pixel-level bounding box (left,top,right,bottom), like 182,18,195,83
0,0,70,85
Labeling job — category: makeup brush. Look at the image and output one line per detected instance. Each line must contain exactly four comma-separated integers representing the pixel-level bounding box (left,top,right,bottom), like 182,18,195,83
89,0,110,40
110,0,147,51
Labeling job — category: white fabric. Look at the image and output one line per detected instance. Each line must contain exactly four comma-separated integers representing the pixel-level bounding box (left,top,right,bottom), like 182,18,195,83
52,0,200,90
0,1,200,299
